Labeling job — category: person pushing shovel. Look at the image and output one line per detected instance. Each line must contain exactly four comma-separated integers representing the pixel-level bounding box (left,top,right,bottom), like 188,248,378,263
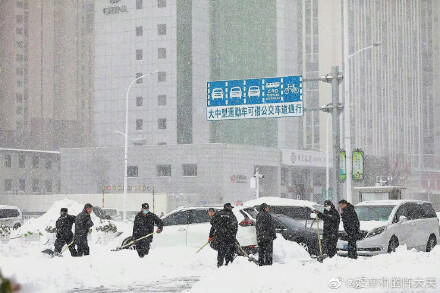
132,203,163,258
313,200,340,258
54,208,77,256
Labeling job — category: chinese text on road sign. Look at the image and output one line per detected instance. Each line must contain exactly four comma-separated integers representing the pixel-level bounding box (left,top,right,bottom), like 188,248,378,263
207,76,303,120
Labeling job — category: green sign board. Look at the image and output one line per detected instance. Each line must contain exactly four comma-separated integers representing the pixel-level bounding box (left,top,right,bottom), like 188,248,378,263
339,151,346,181
352,150,364,180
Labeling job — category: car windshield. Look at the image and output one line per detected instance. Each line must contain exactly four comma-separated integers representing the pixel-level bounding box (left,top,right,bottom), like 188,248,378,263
0,209,19,219
355,205,395,221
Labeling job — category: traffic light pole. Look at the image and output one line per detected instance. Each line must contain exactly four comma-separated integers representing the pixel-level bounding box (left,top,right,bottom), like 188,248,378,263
304,66,343,204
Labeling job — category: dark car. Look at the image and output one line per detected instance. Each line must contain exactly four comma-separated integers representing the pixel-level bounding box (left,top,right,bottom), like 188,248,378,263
271,213,322,256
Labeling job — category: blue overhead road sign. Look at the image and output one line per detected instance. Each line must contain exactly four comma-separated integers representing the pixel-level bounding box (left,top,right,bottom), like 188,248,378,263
207,75,303,120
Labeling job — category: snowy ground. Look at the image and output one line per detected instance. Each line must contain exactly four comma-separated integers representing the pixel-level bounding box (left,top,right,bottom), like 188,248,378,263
2,200,440,293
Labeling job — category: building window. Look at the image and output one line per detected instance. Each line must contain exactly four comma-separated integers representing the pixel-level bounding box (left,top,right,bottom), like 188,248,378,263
4,154,11,168
45,180,52,193
32,179,40,192
157,24,167,35
183,164,197,177
16,93,23,102
45,160,52,169
17,1,23,8
4,179,12,192
19,179,25,192
32,155,39,168
136,119,143,130
136,49,143,60
136,0,143,9
16,15,23,23
136,96,143,106
18,154,25,168
158,118,167,129
158,48,167,59
158,0,166,8
127,166,138,177
158,71,166,82
136,73,143,83
158,94,167,106
157,165,171,177
16,27,23,34
136,26,143,36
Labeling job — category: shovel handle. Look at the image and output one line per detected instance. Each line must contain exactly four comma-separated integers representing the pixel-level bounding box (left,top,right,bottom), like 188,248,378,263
117,232,155,250
316,214,324,256
196,241,210,254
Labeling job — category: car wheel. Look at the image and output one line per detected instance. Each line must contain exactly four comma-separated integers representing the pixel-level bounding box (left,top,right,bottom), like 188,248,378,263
13,223,21,230
387,236,399,253
121,236,136,250
426,235,437,252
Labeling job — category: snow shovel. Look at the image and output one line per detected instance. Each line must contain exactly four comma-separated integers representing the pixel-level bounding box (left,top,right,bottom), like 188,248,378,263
313,212,328,263
41,240,74,257
235,241,258,265
111,232,155,251
196,241,210,254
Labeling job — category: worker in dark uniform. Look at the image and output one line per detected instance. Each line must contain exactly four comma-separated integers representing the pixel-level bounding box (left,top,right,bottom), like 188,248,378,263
207,208,220,251
54,208,77,256
314,200,340,258
256,203,276,266
74,203,94,256
132,203,163,258
209,203,238,267
338,200,360,259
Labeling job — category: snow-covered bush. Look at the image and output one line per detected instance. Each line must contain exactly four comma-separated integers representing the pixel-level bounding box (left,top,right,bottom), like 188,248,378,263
0,225,11,238
45,226,56,234
95,221,117,233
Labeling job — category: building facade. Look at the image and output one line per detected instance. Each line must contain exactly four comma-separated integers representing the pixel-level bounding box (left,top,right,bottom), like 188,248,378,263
0,0,94,150
60,144,327,205
0,148,60,194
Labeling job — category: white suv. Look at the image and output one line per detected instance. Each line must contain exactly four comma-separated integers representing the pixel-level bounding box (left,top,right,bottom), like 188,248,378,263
337,200,439,256
150,207,257,252
0,205,23,229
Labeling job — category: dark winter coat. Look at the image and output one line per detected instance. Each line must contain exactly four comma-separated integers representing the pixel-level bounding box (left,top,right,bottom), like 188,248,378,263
56,214,76,239
316,204,340,238
256,210,277,243
209,208,238,243
74,209,94,238
340,203,360,237
132,212,163,241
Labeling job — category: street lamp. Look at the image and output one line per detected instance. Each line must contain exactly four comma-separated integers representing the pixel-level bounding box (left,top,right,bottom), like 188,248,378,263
343,0,381,203
121,70,158,221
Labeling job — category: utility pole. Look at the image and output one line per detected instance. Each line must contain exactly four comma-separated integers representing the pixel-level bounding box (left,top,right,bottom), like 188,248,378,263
304,66,343,204
320,66,343,204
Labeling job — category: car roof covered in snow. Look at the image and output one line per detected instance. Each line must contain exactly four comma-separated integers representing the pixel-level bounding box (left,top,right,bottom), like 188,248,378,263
243,197,318,209
164,206,246,220
357,199,430,206
0,205,20,210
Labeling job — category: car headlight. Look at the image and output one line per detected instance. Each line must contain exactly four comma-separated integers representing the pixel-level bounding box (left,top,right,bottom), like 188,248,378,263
366,226,386,238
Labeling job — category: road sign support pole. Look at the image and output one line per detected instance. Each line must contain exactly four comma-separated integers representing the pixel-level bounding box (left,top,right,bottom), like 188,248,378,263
331,66,341,204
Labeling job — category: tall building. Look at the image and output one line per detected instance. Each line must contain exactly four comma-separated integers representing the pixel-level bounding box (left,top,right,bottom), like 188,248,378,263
316,0,440,198
93,0,316,150
93,0,209,146
0,0,94,150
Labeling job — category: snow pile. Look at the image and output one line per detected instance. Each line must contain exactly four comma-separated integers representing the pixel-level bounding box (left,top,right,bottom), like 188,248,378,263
192,246,440,293
10,199,126,246
244,196,317,209
12,199,95,237
272,237,310,263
